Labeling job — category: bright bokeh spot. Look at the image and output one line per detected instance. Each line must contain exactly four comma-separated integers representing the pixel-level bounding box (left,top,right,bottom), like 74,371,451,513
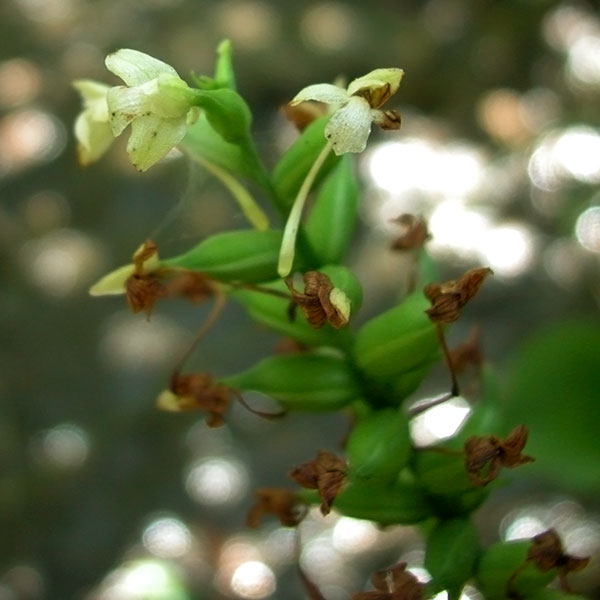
230,561,276,599
300,2,356,52
567,34,600,86
184,457,248,505
575,206,600,252
31,423,89,470
0,58,42,107
213,1,279,50
331,516,379,554
479,223,535,277
142,517,192,558
410,397,471,447
551,127,600,183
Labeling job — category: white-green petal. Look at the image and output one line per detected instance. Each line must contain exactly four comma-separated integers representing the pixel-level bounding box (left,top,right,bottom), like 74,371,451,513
126,114,187,171
105,49,178,86
325,96,373,155
347,68,404,98
290,83,349,106
106,83,157,136
89,263,135,296
74,111,114,165
73,80,111,119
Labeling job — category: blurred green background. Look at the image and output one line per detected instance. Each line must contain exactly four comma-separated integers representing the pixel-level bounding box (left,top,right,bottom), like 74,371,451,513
1,0,600,598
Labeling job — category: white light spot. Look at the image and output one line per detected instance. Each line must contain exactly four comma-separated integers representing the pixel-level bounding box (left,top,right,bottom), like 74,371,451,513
503,514,548,541
552,127,600,183
230,561,276,599
528,142,561,191
331,517,379,554
142,517,192,558
478,223,535,277
575,206,600,252
185,457,248,505
410,397,471,447
31,423,89,470
567,34,600,86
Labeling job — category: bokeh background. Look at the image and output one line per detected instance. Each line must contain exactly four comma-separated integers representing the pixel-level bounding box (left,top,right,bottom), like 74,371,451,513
1,0,600,598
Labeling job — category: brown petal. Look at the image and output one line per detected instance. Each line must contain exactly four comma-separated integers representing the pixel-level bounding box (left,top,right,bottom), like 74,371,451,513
373,109,402,131
125,274,167,316
170,373,232,426
246,488,306,528
501,425,534,467
390,214,430,251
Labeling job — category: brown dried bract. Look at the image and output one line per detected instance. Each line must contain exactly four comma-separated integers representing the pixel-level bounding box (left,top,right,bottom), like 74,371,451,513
286,271,348,329
165,271,216,304
246,487,306,528
373,109,402,131
289,450,348,515
171,372,232,427
390,214,430,251
464,424,534,486
424,267,493,324
528,529,590,578
353,563,425,600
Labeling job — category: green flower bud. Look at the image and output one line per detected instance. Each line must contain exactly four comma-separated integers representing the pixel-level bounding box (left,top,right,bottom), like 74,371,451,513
353,292,439,379
346,408,411,482
223,353,359,411
476,540,557,600
425,518,480,595
332,479,433,525
162,229,285,283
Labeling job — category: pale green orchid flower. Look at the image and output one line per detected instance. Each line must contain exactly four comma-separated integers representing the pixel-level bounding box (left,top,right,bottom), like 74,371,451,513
73,80,114,166
105,49,200,171
289,67,404,155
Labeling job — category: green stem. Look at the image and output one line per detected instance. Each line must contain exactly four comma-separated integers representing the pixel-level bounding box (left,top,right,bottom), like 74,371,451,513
278,142,332,277
189,152,270,231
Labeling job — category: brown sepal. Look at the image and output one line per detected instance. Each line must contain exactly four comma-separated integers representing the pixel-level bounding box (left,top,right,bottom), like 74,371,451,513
373,109,403,131
353,563,425,600
390,214,430,251
286,271,348,329
126,274,168,316
283,101,328,131
464,424,534,486
246,487,307,529
171,372,232,427
424,267,493,324
289,450,348,515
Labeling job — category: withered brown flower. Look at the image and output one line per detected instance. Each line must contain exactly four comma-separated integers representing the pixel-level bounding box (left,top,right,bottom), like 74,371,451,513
286,271,349,329
449,325,483,375
246,487,307,529
289,450,348,515
390,214,430,252
157,372,233,427
353,563,425,600
125,239,167,316
165,271,216,304
464,424,534,486
424,267,493,324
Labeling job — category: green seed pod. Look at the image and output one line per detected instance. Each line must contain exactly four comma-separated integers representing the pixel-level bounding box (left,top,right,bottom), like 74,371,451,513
163,229,287,283
271,116,340,212
305,155,358,265
476,540,558,600
346,408,411,482
412,449,488,517
332,479,433,525
425,517,480,595
353,292,440,379
223,353,359,411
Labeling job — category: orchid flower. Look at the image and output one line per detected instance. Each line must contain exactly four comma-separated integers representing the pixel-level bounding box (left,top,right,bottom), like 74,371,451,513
289,67,404,155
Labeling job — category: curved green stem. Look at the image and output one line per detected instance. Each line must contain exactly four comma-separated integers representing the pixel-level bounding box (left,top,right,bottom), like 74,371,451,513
188,152,270,231
278,141,332,277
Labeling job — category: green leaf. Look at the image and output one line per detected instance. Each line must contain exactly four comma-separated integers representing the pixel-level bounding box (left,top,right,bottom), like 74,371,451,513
353,292,440,378
425,518,479,594
223,353,359,411
332,479,433,525
346,408,411,482
162,229,284,283
306,155,359,264
271,116,340,212
502,319,600,491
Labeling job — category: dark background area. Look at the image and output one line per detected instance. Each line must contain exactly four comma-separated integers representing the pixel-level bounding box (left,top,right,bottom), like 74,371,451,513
1,0,600,598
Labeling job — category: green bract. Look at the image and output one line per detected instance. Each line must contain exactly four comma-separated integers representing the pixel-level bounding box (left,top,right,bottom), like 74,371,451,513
346,408,411,482
353,291,439,378
224,353,359,411
425,517,479,595
162,229,285,283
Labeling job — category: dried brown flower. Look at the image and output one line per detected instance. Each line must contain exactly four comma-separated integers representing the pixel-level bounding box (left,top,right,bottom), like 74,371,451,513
125,239,167,316
286,271,349,329
165,271,216,304
372,109,402,131
424,267,493,324
246,488,307,528
353,563,425,600
158,372,233,427
464,424,534,486
289,450,348,515
390,214,430,251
